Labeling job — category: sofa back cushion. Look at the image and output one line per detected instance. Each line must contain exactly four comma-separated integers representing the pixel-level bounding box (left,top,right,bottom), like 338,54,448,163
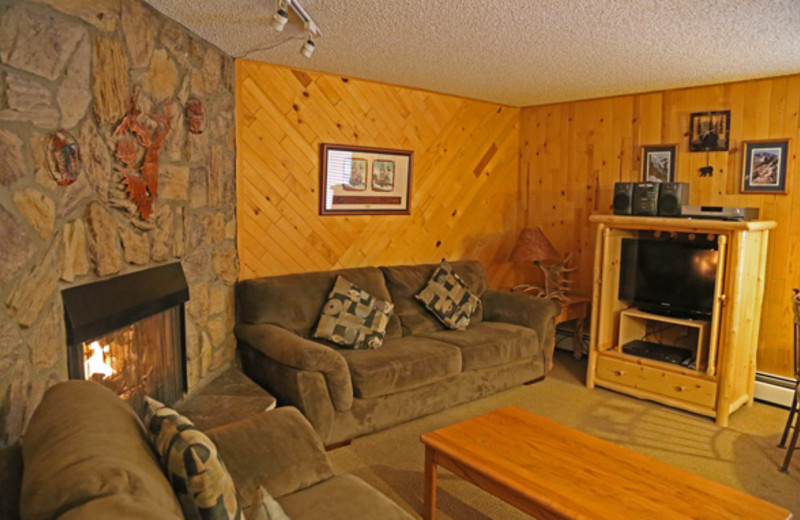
21,380,183,520
381,260,489,335
237,266,402,339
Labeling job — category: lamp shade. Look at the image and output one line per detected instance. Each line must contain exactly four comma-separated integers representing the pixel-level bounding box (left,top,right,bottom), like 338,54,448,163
509,227,560,264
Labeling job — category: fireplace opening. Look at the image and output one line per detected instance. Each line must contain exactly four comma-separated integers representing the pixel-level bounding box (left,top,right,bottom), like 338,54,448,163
62,263,189,415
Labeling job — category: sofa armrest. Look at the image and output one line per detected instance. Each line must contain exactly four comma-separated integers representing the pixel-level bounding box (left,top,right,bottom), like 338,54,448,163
481,290,561,368
235,323,353,412
207,407,334,504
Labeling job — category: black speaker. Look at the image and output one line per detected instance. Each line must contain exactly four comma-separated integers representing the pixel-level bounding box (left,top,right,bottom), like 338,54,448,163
613,182,635,215
657,182,690,216
633,183,659,216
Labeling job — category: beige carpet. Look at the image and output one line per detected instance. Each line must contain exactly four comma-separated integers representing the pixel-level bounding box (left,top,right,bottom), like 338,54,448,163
327,349,800,519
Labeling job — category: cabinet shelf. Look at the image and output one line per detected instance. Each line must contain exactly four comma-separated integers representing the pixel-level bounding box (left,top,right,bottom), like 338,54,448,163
617,308,710,372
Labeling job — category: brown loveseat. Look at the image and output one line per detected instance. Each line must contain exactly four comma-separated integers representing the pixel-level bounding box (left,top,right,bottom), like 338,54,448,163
15,380,412,519
236,260,560,446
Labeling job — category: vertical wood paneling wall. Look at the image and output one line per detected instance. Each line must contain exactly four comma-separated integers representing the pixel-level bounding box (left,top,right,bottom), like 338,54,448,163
520,75,800,377
236,60,525,290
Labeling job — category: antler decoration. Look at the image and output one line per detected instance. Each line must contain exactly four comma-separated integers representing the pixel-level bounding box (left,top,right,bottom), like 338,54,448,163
113,86,172,220
513,253,577,303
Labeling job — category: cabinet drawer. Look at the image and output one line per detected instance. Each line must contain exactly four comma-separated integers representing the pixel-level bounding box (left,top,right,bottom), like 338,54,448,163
596,355,717,409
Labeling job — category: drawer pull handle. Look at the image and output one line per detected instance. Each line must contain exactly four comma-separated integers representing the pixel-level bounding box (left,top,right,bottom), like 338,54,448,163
676,386,686,392
614,370,625,376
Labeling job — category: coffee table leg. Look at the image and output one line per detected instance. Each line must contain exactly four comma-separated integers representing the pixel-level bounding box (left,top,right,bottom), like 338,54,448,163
424,445,437,520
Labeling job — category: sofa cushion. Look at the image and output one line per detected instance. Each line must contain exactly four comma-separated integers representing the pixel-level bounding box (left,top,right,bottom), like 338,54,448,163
421,321,540,371
55,495,184,520
312,275,394,349
144,397,244,520
381,260,489,335
244,486,291,520
207,407,334,502
415,260,480,330
20,381,183,520
237,266,402,339
277,474,412,520
337,336,462,398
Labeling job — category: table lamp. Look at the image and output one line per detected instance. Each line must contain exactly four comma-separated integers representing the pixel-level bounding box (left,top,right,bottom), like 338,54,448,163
509,227,575,303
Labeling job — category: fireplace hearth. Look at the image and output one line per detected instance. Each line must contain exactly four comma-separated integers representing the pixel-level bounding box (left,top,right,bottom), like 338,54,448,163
62,263,189,414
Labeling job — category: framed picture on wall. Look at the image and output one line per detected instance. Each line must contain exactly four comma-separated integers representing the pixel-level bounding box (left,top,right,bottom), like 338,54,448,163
642,145,676,183
689,110,731,152
320,144,413,215
741,140,789,194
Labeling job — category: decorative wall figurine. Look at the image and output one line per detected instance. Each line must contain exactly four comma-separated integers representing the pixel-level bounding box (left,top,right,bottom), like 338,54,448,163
113,87,172,220
184,97,206,134
47,130,82,185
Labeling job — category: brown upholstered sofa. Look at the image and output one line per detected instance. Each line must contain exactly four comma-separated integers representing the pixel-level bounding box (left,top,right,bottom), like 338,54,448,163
236,260,560,447
14,380,412,519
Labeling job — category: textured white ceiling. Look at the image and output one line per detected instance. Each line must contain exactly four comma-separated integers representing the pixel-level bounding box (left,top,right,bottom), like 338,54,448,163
143,0,800,107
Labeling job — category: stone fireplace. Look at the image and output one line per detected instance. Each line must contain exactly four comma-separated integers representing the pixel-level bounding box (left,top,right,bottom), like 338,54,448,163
62,263,189,415
0,0,238,449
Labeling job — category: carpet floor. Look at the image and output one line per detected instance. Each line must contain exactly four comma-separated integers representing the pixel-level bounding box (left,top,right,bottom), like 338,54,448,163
327,348,800,519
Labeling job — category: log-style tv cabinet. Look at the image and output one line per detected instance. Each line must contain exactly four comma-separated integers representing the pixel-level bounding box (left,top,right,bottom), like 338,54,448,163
586,215,776,426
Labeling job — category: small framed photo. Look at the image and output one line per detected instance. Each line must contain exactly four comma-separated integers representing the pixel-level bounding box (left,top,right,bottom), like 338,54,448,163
741,140,789,194
690,110,731,152
320,144,412,215
642,145,676,183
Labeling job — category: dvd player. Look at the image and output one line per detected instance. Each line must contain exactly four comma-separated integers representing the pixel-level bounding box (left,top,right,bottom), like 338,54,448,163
680,205,759,221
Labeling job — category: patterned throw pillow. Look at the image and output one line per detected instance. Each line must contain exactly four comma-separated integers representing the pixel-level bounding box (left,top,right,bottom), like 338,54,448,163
143,397,244,520
415,260,480,330
312,275,394,349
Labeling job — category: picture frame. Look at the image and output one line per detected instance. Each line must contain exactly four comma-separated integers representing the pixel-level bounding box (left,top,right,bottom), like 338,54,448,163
642,145,676,183
689,110,731,152
741,140,789,194
320,144,413,215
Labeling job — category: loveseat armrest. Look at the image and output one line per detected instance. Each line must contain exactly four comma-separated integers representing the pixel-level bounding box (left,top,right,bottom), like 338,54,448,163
235,323,353,412
207,406,334,503
481,290,561,368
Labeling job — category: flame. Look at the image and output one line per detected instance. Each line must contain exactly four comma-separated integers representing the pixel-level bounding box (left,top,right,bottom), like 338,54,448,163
84,341,116,380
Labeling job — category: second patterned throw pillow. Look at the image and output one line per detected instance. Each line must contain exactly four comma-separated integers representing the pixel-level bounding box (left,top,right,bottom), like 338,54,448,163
313,276,394,349
415,260,480,330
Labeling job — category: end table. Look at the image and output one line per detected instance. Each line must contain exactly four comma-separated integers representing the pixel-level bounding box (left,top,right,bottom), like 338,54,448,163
554,295,591,360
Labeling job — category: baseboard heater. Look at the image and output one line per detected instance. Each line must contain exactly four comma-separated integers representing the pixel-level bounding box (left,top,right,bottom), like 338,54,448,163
754,372,795,408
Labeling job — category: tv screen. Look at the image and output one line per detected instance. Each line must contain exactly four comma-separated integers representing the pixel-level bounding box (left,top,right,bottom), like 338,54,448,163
618,238,719,317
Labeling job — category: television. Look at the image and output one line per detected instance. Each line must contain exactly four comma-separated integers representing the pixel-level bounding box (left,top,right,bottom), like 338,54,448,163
618,237,719,318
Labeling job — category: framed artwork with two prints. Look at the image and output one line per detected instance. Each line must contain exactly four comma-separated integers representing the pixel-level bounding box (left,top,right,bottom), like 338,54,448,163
320,144,413,215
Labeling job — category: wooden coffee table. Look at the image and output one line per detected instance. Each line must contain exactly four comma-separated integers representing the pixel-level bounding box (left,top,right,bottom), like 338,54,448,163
420,406,792,520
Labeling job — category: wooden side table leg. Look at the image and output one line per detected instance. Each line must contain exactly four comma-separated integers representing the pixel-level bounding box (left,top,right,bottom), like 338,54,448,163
573,316,587,360
424,445,437,520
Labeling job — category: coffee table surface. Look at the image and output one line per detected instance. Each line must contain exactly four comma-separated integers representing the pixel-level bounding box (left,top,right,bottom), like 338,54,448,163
420,406,792,520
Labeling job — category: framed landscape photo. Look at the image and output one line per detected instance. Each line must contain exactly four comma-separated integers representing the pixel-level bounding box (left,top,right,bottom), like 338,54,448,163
320,144,413,215
741,140,789,194
642,145,676,183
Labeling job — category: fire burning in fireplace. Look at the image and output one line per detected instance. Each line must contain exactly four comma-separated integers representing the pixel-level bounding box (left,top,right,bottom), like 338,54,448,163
62,263,189,415
84,341,116,380
72,307,185,414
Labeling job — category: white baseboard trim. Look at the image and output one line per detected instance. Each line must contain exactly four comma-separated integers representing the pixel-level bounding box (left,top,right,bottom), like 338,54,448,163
754,372,796,408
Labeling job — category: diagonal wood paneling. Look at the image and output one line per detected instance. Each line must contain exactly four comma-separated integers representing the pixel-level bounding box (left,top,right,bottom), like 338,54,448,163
236,59,525,289
519,74,800,377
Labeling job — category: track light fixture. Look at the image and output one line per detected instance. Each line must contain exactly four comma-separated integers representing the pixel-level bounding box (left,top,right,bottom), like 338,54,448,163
271,8,288,31
270,0,321,58
300,39,315,58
